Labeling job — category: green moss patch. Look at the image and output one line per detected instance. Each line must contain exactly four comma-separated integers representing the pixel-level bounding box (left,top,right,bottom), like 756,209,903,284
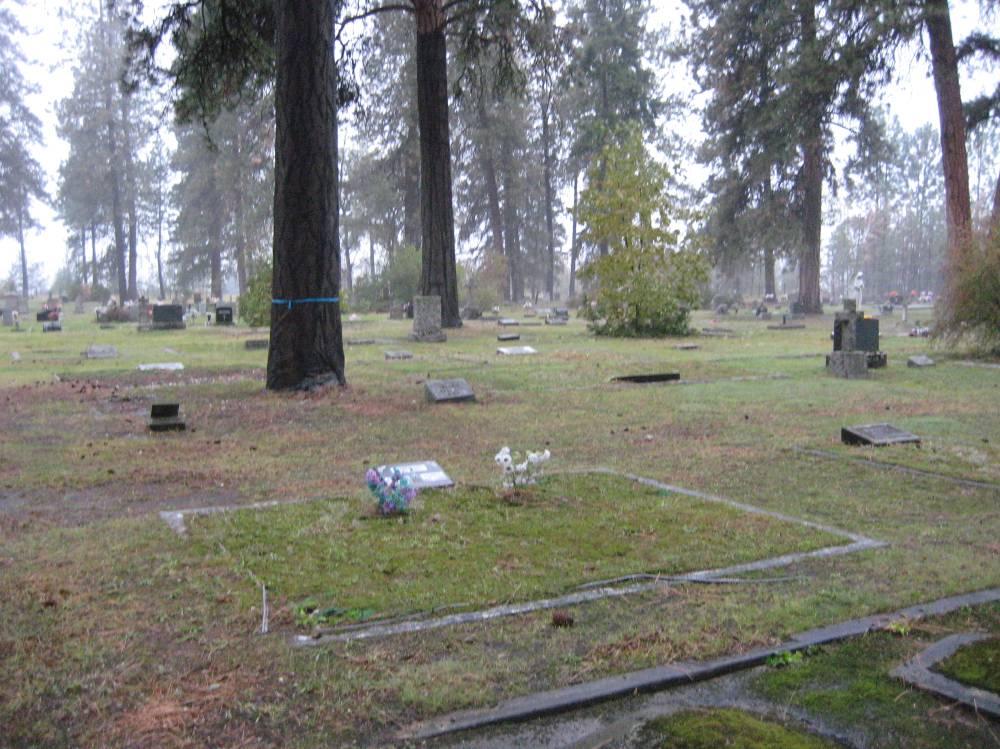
934,637,1000,693
640,708,838,748
187,473,839,624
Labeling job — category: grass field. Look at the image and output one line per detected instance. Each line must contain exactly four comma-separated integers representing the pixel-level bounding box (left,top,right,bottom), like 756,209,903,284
1,303,998,746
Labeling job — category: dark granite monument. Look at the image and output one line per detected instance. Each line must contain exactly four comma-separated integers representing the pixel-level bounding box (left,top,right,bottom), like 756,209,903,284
612,372,681,384
151,304,186,331
148,403,186,432
215,305,234,325
841,423,921,447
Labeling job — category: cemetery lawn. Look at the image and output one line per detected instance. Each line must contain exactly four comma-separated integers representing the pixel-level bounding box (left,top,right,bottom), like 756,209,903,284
637,708,840,749
187,473,839,622
1,305,999,746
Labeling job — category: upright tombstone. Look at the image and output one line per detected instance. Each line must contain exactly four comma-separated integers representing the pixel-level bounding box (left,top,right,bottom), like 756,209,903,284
150,304,186,330
215,305,234,325
148,403,186,432
828,299,885,377
411,295,446,342
1,294,18,326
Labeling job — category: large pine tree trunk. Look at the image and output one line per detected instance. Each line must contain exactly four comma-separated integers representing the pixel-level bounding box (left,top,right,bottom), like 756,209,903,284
541,96,556,300
569,169,579,298
925,0,972,256
266,0,345,391
17,205,28,300
91,222,98,288
121,92,139,300
500,133,523,302
156,203,165,300
414,0,461,327
764,246,776,298
797,0,823,314
476,100,505,258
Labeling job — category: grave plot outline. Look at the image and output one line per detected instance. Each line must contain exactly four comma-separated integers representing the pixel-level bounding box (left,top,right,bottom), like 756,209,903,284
273,468,887,646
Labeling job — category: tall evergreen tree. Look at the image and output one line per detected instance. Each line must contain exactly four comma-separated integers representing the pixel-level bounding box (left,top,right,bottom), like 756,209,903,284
0,5,46,301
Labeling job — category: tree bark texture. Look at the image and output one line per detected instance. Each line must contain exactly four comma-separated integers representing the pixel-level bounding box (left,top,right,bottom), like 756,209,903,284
797,0,823,313
402,123,421,250
925,0,972,257
415,1,461,327
267,0,345,391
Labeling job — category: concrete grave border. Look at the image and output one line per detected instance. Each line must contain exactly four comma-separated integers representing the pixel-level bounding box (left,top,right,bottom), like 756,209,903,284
793,447,1000,492
291,468,885,647
399,587,1000,742
891,633,1000,719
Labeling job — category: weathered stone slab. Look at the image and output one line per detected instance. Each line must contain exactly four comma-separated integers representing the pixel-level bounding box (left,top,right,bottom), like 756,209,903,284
907,355,935,368
497,333,521,342
345,338,376,345
612,372,680,384
498,318,519,327
497,346,536,356
827,351,868,378
385,350,413,360
376,460,454,489
425,378,475,403
245,339,268,350
544,318,567,326
148,402,186,432
768,323,806,330
411,295,446,342
841,423,921,447
674,343,699,350
85,345,118,360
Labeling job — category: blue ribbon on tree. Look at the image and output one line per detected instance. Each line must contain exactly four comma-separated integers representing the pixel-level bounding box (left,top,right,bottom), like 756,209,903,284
271,297,340,310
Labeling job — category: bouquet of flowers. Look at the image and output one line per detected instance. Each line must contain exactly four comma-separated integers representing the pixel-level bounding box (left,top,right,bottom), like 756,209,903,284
494,446,551,489
365,467,417,516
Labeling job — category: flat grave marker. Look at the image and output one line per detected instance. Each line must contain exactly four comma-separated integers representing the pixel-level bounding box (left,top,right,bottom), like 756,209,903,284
497,346,537,356
148,402,186,432
376,460,454,489
612,372,681,384
425,378,475,403
497,333,521,342
907,355,935,368
385,350,413,360
346,339,376,346
137,362,184,372
498,318,520,327
10,351,20,362
544,318,567,326
768,323,806,330
84,345,118,360
245,339,268,350
674,343,699,350
841,423,921,447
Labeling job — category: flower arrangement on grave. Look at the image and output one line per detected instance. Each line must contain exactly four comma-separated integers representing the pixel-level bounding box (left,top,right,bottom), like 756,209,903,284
365,467,417,516
494,446,551,489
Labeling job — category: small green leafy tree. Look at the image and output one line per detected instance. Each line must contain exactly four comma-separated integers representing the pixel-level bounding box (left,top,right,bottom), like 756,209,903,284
241,263,272,327
578,128,708,336
936,231,1000,354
